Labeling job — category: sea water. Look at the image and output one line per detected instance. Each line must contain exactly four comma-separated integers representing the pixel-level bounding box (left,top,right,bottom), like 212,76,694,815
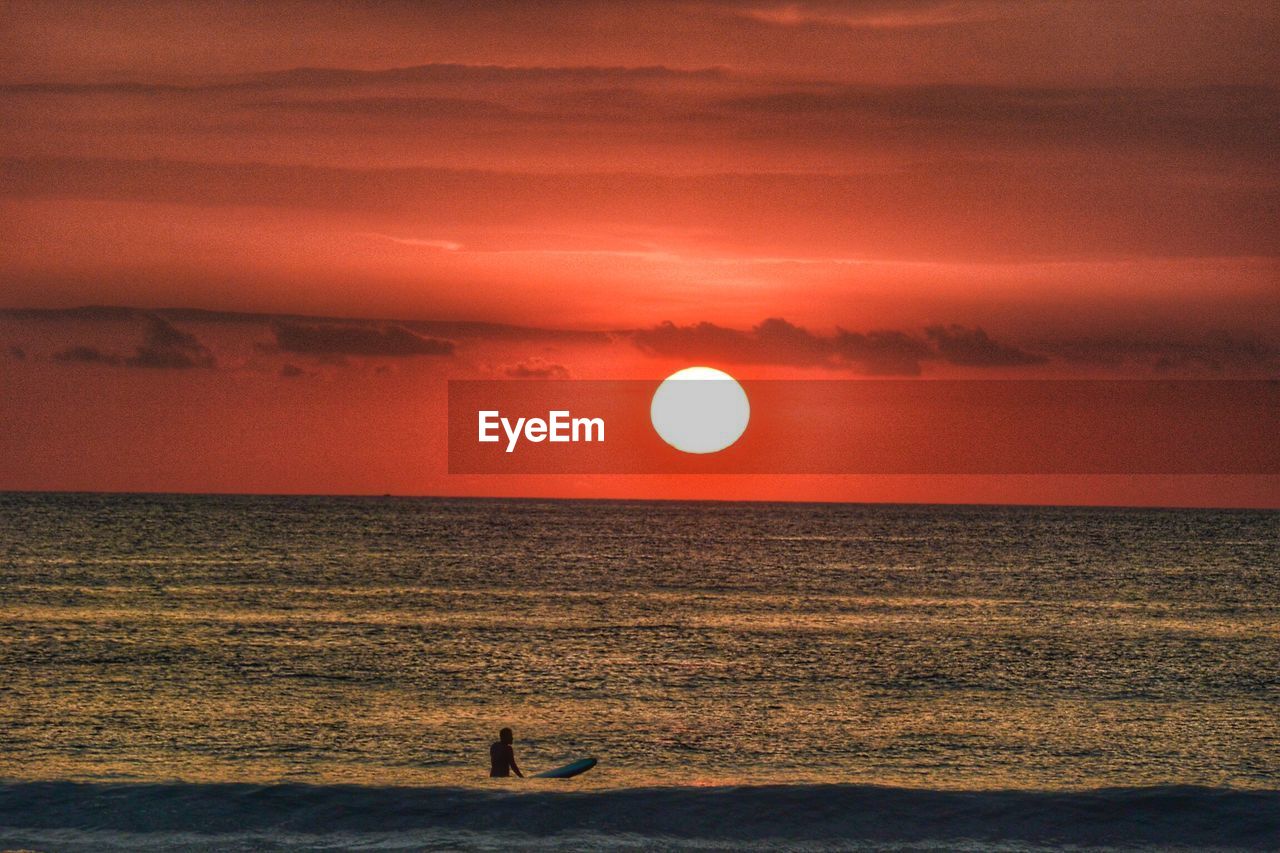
1,493,1277,850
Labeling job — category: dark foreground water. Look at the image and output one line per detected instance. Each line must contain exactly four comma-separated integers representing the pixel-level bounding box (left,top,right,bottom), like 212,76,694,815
1,493,1277,850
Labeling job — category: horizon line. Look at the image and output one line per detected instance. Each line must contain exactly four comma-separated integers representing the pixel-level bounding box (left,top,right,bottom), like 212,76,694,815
1,488,1274,513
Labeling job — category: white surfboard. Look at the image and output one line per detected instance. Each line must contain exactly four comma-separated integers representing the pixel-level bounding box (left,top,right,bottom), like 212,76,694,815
533,757,598,778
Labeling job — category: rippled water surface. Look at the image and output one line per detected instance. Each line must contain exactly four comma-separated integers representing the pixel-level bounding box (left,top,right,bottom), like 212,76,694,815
1,493,1277,791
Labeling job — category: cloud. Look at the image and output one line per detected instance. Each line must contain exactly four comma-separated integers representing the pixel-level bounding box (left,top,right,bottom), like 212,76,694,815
834,329,931,375
1040,331,1279,374
272,320,455,357
710,84,1279,154
247,96,523,120
633,318,1047,373
633,318,834,367
53,345,121,365
365,233,463,251
0,307,613,352
48,315,215,369
734,1,1047,30
0,306,142,322
16,304,1274,382
0,63,725,97
7,150,1274,262
250,63,728,88
125,315,216,369
502,358,571,379
925,324,1046,366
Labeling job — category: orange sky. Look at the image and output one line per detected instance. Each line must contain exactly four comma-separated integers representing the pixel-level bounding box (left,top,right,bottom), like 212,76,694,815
1,1,1277,506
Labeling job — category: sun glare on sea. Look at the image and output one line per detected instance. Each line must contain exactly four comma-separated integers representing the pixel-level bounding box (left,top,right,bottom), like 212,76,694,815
650,367,750,454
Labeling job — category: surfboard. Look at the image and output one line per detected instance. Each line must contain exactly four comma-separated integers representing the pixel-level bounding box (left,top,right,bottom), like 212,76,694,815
533,757,597,779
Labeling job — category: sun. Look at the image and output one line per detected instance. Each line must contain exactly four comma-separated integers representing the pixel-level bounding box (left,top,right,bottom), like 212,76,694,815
649,367,750,454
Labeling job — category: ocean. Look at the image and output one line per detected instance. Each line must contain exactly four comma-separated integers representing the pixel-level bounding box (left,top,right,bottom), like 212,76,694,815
1,493,1277,850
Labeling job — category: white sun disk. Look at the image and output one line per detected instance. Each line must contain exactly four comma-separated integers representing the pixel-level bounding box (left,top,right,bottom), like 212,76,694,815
650,367,750,454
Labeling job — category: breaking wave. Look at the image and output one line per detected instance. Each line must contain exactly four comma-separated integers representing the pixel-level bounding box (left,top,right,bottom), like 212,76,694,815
1,781,1276,851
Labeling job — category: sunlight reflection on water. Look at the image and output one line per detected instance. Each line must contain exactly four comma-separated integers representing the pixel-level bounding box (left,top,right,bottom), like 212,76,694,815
2,493,1277,791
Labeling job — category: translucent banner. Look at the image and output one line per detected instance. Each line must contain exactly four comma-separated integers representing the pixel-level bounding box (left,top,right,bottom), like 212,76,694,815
448,380,1279,474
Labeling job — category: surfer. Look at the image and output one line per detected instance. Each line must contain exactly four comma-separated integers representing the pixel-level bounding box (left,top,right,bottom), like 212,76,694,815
489,727,523,778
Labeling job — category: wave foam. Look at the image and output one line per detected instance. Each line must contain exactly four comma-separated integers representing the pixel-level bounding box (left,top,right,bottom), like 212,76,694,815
1,782,1276,850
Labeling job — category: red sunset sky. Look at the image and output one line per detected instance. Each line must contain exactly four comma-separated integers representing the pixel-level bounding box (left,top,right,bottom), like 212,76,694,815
1,1,1277,506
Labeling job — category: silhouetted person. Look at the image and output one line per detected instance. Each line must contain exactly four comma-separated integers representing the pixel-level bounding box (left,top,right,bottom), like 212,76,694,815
490,727,523,778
